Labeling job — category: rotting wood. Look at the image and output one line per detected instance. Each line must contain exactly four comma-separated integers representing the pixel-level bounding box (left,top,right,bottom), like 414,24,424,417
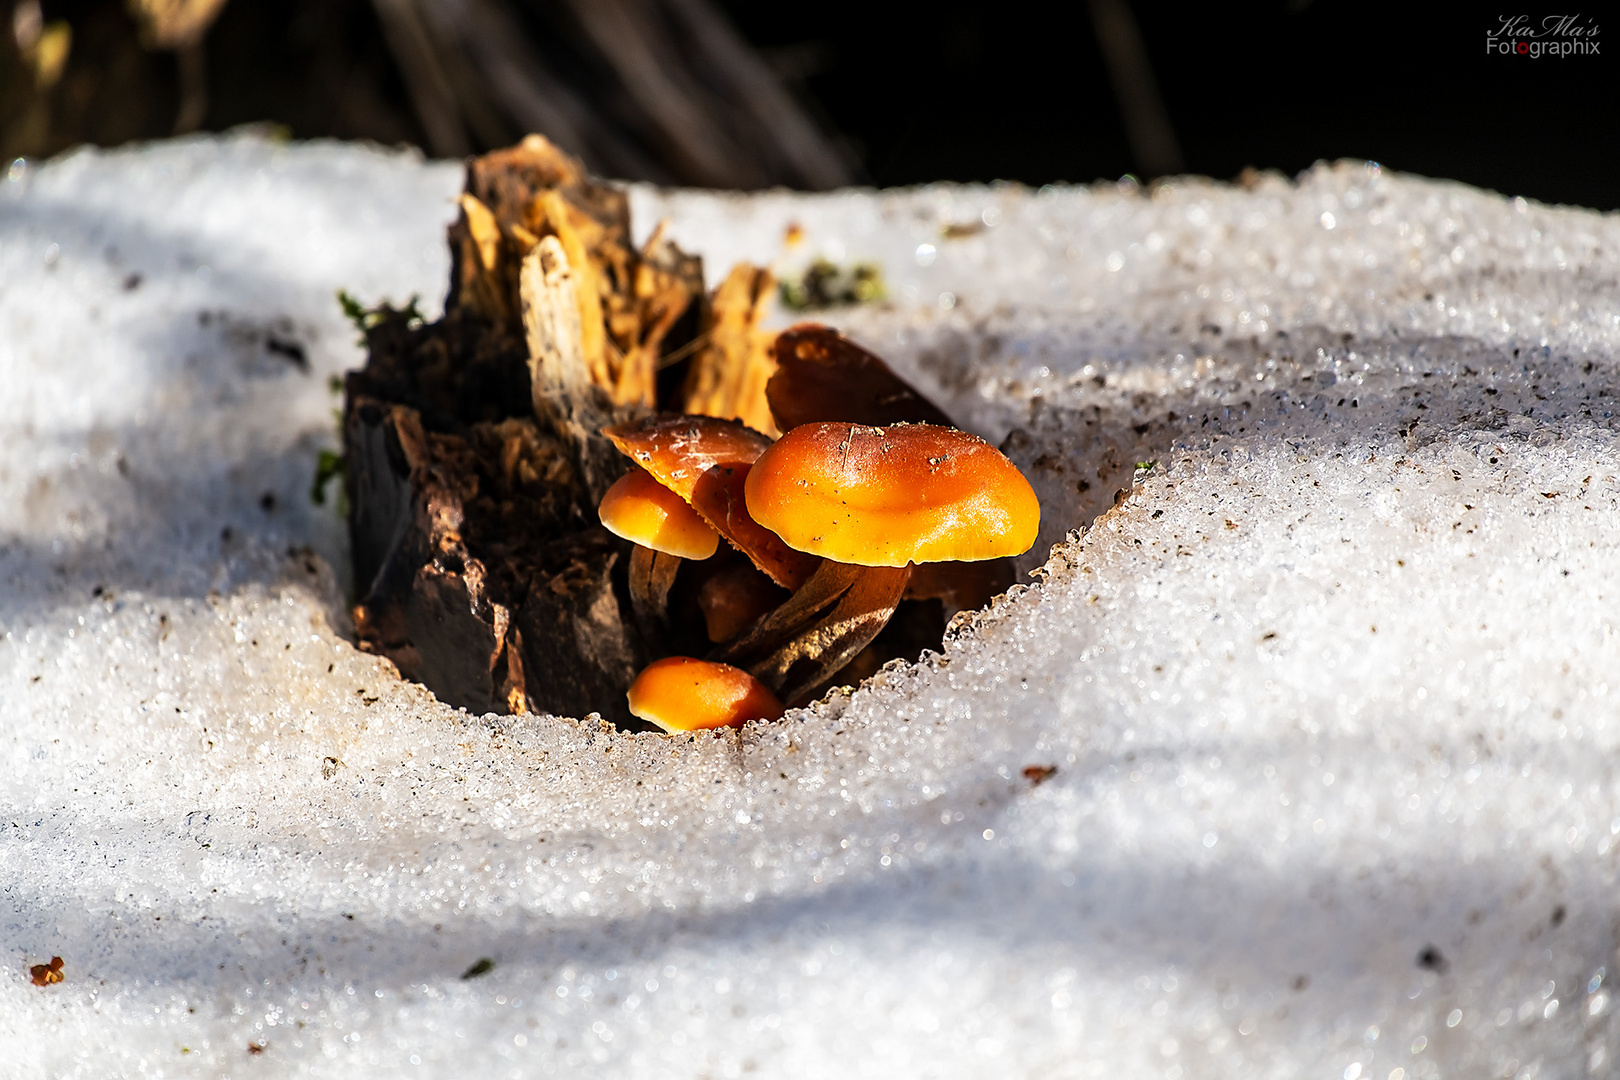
344,137,1003,727
682,263,778,434
344,136,699,725
520,235,623,505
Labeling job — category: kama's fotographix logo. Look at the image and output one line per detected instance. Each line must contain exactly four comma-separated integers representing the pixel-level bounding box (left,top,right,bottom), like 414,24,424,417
1487,15,1601,57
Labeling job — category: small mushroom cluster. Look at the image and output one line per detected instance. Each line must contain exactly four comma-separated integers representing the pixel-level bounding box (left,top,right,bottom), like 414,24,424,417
599,325,1040,733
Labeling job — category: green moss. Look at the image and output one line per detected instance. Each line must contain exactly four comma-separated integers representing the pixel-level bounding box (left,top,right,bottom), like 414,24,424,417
311,449,345,509
779,259,886,311
336,289,424,345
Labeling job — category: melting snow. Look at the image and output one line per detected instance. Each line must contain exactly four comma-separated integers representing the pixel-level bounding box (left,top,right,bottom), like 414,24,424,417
3,136,1619,1077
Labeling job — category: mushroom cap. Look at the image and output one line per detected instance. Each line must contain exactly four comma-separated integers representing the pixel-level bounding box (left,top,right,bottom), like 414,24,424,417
604,415,818,589
598,467,719,560
604,415,772,503
768,324,953,431
744,422,1040,567
626,657,784,733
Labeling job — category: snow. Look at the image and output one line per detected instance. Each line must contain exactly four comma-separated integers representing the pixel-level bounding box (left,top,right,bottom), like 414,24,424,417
3,134,1619,1078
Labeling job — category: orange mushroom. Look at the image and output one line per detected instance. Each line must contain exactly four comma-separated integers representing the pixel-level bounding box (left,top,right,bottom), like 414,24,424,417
603,414,819,590
715,421,1037,704
627,656,785,733
744,422,1039,567
598,466,719,560
598,466,720,639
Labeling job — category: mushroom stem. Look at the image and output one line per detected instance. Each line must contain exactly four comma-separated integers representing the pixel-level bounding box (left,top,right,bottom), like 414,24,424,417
628,543,682,644
712,560,911,706
904,557,1016,623
698,561,788,643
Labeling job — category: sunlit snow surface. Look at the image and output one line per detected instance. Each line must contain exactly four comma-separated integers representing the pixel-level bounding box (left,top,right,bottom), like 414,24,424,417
3,136,1620,1078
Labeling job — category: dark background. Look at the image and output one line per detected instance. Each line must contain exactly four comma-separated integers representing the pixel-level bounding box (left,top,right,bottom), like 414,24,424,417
4,0,1614,209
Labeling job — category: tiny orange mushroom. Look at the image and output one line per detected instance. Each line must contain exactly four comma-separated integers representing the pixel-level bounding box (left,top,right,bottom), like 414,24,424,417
604,415,819,590
598,466,719,560
745,422,1039,567
627,656,784,733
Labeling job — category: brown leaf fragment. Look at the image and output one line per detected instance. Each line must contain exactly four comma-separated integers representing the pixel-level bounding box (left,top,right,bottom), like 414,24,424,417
769,324,953,431
1023,764,1058,786
682,263,778,434
712,561,911,706
247,1042,265,1055
29,956,63,986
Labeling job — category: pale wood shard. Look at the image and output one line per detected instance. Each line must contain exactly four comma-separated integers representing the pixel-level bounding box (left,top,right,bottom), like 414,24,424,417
459,193,502,273
521,235,589,410
682,262,778,434
521,236,624,504
453,191,511,326
536,189,610,391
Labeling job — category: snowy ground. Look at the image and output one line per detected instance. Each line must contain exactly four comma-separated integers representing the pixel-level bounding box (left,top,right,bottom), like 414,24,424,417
2,135,1619,1078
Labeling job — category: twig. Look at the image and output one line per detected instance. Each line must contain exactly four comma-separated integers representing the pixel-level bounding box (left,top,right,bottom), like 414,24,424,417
661,0,853,189
560,0,763,188
171,41,207,135
1087,0,1184,177
369,0,470,157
